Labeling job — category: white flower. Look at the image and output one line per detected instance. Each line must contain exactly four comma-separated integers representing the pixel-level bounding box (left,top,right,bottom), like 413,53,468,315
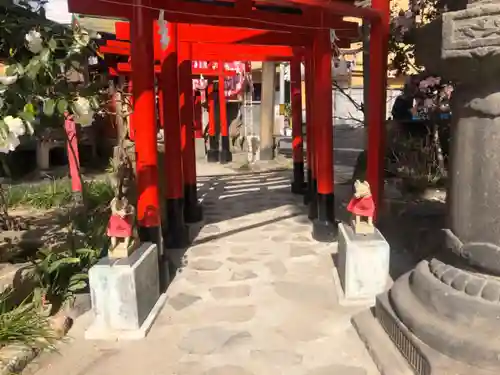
0,133,20,154
4,116,26,137
73,97,91,116
75,113,94,127
0,75,18,85
73,97,94,127
25,30,44,54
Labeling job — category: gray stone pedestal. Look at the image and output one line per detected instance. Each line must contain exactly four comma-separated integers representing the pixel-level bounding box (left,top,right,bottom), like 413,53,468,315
85,243,167,340
334,223,390,305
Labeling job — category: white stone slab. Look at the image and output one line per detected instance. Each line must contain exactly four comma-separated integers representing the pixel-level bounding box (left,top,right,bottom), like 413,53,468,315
85,242,166,340
335,223,390,306
195,138,206,159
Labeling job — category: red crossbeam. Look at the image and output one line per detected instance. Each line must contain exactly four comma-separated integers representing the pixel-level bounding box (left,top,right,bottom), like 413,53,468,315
100,41,300,61
68,0,373,32
113,21,355,48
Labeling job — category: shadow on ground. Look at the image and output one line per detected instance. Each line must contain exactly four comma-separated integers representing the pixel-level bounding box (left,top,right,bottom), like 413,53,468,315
379,199,446,280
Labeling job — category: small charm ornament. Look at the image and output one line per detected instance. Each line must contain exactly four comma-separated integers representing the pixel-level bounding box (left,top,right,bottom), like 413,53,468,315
347,180,375,235
107,196,137,258
158,10,170,50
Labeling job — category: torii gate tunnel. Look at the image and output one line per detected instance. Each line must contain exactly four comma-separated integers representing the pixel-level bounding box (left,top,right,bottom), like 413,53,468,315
71,0,390,274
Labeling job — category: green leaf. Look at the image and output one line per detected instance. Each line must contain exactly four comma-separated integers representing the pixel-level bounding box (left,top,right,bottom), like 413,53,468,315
75,248,95,256
56,99,68,114
18,111,35,123
39,48,51,63
0,120,8,140
5,65,16,76
24,103,35,114
89,96,100,110
43,99,55,116
26,59,42,79
68,280,87,292
69,273,88,282
16,63,24,76
47,257,80,274
48,38,57,52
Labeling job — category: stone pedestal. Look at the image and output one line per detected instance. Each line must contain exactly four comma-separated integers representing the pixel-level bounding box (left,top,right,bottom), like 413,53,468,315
195,138,206,159
356,3,500,374
85,242,167,340
260,62,276,161
36,141,64,170
335,223,390,305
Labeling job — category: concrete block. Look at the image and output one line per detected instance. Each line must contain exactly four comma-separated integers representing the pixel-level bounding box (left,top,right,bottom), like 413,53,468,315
195,138,206,159
335,223,390,305
85,242,167,340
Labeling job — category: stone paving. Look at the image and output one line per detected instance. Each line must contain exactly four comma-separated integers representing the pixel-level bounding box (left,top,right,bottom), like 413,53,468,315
24,168,379,375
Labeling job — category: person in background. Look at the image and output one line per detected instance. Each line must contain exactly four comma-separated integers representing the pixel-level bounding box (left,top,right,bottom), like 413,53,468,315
391,77,417,121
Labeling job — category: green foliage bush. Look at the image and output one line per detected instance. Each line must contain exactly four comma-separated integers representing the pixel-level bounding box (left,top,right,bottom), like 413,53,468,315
0,292,56,349
5,178,113,210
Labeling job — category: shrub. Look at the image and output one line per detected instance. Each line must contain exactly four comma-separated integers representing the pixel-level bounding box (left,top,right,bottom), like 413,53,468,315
0,293,55,349
5,179,113,210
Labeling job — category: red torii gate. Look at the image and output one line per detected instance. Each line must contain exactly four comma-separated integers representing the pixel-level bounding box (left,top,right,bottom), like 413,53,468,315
69,0,390,275
101,35,307,238
105,20,348,209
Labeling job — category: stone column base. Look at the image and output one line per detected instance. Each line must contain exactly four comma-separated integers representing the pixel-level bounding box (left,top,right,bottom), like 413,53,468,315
259,147,274,161
353,292,497,375
353,258,500,375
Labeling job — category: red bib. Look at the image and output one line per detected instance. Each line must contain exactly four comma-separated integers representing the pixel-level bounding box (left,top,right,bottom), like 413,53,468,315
347,196,375,217
107,215,133,238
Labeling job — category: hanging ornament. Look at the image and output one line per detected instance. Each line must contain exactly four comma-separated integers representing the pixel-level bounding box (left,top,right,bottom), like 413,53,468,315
158,10,170,50
330,29,340,53
332,57,349,76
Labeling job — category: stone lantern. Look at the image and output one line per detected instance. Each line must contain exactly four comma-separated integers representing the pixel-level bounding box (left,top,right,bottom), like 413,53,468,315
358,2,500,374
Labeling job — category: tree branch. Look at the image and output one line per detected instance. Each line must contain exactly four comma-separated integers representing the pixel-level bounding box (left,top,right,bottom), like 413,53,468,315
332,81,364,112
334,112,364,126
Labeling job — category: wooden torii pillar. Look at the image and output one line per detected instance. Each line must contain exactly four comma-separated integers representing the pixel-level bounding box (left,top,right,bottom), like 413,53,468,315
129,4,160,246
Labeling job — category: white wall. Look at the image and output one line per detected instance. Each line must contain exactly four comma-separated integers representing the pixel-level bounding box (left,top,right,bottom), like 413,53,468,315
44,0,73,24
333,87,401,127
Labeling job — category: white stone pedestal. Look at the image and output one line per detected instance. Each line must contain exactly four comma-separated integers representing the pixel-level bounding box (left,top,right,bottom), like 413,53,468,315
334,223,390,306
195,138,206,159
85,242,167,340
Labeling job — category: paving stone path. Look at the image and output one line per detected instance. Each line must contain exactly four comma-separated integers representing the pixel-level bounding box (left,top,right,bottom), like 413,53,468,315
25,169,379,375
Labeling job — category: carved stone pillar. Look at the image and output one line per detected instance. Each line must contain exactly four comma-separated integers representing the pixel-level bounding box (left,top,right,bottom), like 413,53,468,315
359,2,500,374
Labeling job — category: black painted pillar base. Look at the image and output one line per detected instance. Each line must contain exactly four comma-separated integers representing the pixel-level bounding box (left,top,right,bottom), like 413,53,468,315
138,225,167,292
138,225,161,244
219,135,232,164
312,193,337,242
164,198,188,249
291,161,305,195
207,149,219,163
207,135,219,163
184,184,203,224
308,179,318,220
303,168,312,205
